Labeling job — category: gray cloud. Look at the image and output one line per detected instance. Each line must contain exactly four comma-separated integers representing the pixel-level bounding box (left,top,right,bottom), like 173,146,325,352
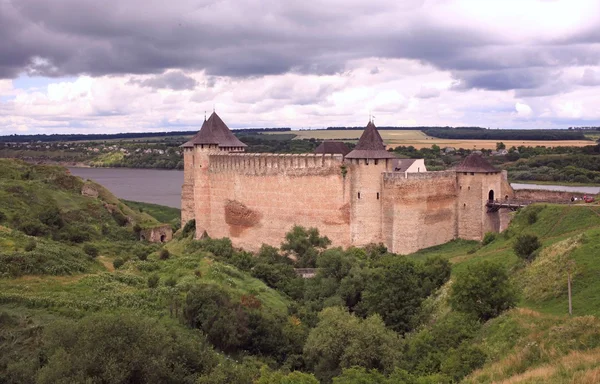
415,86,440,99
580,69,600,86
0,0,598,98
131,71,198,90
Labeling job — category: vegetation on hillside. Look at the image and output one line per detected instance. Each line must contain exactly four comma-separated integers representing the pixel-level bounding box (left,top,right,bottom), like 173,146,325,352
2,159,600,382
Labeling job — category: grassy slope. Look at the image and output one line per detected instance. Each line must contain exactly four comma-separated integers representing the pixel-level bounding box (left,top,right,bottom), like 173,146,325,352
122,199,181,225
0,159,289,335
409,203,600,382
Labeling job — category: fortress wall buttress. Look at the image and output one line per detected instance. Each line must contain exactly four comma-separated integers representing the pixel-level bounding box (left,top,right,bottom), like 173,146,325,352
193,145,218,237
382,171,458,254
348,158,393,247
457,172,504,240
181,148,196,227
203,153,350,251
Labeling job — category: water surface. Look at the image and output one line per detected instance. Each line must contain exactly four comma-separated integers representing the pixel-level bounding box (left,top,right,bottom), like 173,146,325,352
68,167,183,208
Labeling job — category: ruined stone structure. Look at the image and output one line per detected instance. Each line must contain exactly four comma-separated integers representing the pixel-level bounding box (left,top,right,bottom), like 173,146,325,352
181,112,513,254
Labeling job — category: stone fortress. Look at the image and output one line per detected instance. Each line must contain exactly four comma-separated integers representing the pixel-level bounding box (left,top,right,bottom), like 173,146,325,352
181,112,514,254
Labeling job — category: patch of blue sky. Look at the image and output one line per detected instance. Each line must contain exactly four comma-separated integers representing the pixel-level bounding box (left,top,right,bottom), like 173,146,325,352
12,74,77,90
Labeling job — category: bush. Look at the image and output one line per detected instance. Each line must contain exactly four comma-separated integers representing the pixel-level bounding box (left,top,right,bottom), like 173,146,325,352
513,234,542,262
24,239,37,252
112,210,128,226
482,232,496,245
182,219,196,237
164,276,177,287
36,313,219,384
526,210,538,224
450,261,517,321
113,257,125,269
0,210,6,222
148,274,160,288
83,244,99,258
18,220,47,237
159,249,170,260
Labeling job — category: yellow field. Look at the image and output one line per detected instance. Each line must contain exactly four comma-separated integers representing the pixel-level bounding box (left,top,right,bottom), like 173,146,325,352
269,130,594,150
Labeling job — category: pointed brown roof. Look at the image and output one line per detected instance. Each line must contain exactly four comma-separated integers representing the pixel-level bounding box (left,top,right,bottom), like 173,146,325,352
454,153,499,173
314,141,351,156
345,121,396,159
182,112,247,148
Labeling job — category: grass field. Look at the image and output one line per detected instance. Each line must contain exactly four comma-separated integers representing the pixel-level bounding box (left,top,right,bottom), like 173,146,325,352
268,130,594,150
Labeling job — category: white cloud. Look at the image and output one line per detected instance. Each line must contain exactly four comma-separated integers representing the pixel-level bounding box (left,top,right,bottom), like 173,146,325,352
515,102,533,117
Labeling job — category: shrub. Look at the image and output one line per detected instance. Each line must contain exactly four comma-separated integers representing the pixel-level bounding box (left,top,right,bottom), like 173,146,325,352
159,249,170,260
0,210,6,222
39,206,64,229
182,219,196,237
164,276,177,287
24,239,37,252
83,244,99,258
482,232,496,245
148,274,160,288
450,261,517,321
18,220,47,237
526,210,538,224
513,234,542,262
111,210,128,227
113,257,125,269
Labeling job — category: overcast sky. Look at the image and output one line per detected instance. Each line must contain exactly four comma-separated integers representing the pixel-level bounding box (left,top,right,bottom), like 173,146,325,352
1,0,600,134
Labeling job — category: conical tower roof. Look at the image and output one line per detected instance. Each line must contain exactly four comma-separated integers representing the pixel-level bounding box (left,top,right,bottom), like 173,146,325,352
182,112,247,148
345,121,396,159
454,153,499,173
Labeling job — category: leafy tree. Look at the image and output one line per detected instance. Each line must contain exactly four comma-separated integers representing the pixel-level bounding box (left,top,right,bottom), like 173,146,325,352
317,248,356,281
496,142,506,150
251,263,297,290
361,256,426,333
184,284,248,353
36,313,219,384
440,343,486,382
450,261,517,321
303,307,401,382
419,256,452,296
332,367,387,384
256,367,319,384
281,225,331,267
513,234,542,262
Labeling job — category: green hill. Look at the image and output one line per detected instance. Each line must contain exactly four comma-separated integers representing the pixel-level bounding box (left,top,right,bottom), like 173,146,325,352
3,158,600,383
409,203,600,382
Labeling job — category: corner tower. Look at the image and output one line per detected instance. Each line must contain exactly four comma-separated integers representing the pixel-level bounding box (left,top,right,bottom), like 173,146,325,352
180,112,247,237
455,153,502,240
345,121,396,246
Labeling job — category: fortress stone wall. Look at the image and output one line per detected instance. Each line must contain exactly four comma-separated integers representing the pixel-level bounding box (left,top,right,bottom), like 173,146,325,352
181,113,514,255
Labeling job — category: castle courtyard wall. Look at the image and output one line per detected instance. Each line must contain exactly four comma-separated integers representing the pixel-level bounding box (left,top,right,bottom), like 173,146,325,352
203,153,351,251
382,171,458,254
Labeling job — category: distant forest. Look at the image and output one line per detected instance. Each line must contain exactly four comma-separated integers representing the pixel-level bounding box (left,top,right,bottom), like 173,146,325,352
0,128,292,143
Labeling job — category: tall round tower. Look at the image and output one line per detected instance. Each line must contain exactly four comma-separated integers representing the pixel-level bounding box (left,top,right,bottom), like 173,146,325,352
345,121,396,247
180,112,247,238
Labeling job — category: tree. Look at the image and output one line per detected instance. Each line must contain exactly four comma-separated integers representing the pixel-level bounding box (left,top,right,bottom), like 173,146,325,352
36,313,219,384
83,244,99,258
281,226,331,267
513,234,542,262
256,367,319,384
496,142,506,150
303,307,401,382
449,261,517,321
361,256,426,333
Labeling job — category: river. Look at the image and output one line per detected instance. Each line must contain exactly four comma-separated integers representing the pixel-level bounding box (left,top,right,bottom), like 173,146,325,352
67,167,600,210
68,167,183,209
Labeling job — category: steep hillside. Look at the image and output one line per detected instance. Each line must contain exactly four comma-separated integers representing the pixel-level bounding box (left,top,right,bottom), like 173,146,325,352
0,159,292,382
410,203,600,383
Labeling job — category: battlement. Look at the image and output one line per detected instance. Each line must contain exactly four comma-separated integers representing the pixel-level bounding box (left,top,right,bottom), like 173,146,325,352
383,170,456,182
208,153,344,176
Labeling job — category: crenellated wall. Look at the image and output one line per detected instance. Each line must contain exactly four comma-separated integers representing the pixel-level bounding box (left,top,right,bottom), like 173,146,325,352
198,153,351,251
183,148,513,253
382,171,458,254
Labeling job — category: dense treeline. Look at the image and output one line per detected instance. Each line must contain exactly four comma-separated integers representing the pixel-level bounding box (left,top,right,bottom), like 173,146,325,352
422,127,588,140
0,128,291,143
